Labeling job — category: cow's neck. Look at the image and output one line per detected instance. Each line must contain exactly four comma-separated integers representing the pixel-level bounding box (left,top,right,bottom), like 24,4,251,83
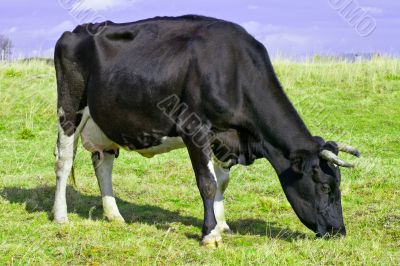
261,140,293,176
244,80,319,161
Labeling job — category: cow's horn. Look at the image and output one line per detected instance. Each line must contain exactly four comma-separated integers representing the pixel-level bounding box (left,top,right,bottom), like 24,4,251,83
320,150,355,168
337,143,361,157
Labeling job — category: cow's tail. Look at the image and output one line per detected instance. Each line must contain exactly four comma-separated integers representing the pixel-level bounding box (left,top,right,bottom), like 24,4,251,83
69,108,91,187
69,138,79,187
69,165,76,187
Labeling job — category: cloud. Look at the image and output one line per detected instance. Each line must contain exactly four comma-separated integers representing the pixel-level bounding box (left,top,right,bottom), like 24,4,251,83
241,21,283,37
247,5,259,10
1,27,17,35
362,6,383,15
49,21,75,35
72,0,137,11
241,21,321,55
263,33,312,47
42,47,55,57
33,20,75,39
7,27,17,34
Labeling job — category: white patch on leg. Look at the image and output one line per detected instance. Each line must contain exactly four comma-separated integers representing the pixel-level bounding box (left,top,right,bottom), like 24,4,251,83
198,160,223,248
207,160,218,183
212,159,232,233
201,228,223,248
53,123,74,223
207,161,231,238
102,196,125,222
92,151,124,223
53,107,93,223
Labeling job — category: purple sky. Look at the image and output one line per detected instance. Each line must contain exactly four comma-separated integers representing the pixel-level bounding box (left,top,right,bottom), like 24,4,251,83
1,0,399,58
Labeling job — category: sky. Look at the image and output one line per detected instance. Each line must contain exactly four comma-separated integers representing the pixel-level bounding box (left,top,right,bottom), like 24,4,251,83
0,0,399,58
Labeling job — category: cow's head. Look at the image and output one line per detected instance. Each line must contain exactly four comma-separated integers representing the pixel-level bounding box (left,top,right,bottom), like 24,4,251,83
279,137,360,237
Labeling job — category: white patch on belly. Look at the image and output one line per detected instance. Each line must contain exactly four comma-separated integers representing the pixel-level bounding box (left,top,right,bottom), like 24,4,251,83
81,118,119,155
136,137,185,158
79,107,184,158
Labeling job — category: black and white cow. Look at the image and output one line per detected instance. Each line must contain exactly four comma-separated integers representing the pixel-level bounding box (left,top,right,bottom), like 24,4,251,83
53,15,360,247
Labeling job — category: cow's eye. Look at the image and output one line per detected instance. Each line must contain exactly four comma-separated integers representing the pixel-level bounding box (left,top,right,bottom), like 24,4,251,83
321,184,331,194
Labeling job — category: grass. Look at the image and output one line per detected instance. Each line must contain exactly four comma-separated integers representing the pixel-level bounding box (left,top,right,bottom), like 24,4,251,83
0,58,399,265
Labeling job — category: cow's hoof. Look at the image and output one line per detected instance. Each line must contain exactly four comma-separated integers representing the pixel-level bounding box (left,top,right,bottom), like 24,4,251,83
222,228,233,234
104,214,125,223
201,230,223,248
201,237,223,248
218,223,233,234
53,216,68,224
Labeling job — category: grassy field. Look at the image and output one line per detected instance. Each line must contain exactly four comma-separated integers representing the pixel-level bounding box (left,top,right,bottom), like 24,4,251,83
0,58,399,265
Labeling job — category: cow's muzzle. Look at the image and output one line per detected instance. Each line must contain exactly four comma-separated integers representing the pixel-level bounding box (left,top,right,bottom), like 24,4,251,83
316,226,346,238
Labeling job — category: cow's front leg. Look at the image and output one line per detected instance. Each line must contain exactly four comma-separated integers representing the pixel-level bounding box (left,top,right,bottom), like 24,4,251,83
213,159,232,234
184,140,221,248
91,151,125,223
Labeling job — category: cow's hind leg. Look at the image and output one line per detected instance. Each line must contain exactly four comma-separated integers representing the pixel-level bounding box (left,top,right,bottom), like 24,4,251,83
213,159,232,234
53,117,76,223
91,152,125,222
53,32,89,223
53,108,90,223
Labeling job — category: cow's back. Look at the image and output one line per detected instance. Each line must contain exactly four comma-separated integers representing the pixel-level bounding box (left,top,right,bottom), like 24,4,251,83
55,15,272,150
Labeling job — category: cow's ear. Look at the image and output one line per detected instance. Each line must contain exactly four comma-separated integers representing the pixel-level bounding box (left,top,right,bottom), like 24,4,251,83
290,150,318,174
313,136,325,147
314,136,339,155
324,141,339,155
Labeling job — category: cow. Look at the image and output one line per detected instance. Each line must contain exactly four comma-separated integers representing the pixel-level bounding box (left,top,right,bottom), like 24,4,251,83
53,15,360,248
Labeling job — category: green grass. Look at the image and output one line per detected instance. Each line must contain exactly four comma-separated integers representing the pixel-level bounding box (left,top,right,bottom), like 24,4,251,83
0,58,399,265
